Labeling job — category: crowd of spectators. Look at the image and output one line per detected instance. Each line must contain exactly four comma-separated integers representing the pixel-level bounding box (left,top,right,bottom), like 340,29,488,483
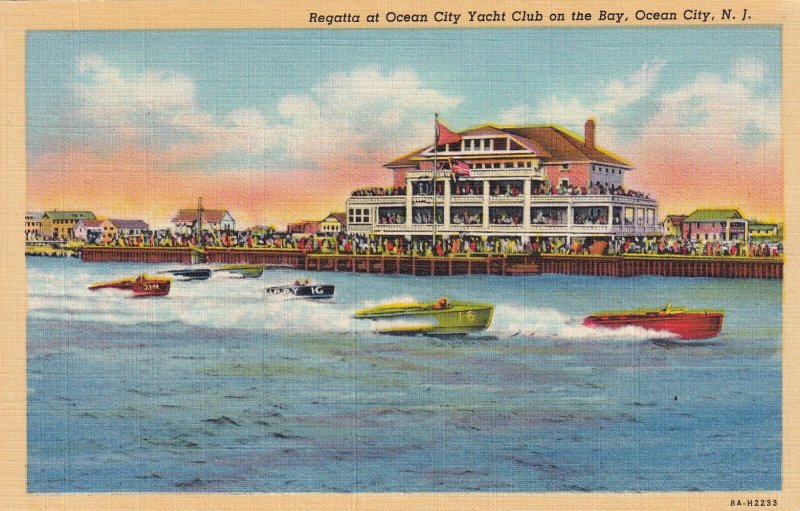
63,227,783,259
351,186,406,197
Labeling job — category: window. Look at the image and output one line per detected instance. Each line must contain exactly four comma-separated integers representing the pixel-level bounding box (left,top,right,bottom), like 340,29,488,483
559,178,569,187
492,138,507,151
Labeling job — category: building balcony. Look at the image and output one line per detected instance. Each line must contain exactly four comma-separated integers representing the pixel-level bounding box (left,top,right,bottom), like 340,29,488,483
347,196,405,206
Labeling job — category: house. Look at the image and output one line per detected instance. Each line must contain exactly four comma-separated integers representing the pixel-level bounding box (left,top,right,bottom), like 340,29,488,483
110,219,150,237
25,212,43,240
748,222,780,242
662,215,687,239
73,219,105,243
681,209,749,242
287,221,321,237
171,209,235,235
40,210,96,240
320,212,347,235
346,119,660,243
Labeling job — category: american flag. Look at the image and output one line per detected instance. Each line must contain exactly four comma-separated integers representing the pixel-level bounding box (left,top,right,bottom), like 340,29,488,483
452,160,471,177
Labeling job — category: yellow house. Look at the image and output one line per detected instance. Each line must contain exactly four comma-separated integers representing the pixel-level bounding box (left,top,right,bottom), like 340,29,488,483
749,222,780,242
40,210,96,240
662,214,687,239
320,212,347,235
25,212,43,240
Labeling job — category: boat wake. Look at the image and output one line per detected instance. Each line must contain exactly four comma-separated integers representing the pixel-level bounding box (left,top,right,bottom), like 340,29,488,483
488,304,679,342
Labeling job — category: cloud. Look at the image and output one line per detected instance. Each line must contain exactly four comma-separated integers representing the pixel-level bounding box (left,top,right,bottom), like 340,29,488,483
497,59,667,147
276,66,461,166
596,58,666,114
733,57,766,82
71,56,461,170
74,54,196,126
646,69,778,141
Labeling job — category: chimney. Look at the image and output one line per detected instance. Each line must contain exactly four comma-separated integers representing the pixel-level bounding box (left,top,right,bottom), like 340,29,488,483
584,118,595,149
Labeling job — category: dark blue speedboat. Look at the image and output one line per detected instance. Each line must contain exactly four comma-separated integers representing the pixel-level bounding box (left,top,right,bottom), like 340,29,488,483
160,268,212,281
264,281,335,299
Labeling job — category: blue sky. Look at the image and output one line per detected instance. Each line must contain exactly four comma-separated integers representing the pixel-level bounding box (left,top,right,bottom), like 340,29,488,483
26,28,783,223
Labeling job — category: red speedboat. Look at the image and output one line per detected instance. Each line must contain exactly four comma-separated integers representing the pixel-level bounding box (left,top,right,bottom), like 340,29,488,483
88,277,136,291
583,304,724,340
89,274,171,297
131,274,171,297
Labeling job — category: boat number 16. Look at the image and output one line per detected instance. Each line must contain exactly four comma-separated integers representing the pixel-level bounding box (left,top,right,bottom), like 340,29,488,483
458,310,476,323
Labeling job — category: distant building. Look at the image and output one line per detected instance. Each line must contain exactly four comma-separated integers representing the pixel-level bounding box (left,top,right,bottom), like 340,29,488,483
25,212,43,240
74,219,105,243
662,215,687,239
171,209,235,235
320,212,347,235
40,210,96,240
682,209,749,242
249,225,275,236
110,219,150,237
748,222,780,242
287,220,321,236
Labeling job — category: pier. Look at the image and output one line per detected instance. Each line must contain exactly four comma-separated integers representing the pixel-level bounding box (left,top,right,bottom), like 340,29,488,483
79,246,782,279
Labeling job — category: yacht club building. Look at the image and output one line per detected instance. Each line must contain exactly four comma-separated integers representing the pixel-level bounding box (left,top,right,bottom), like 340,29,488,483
346,119,661,243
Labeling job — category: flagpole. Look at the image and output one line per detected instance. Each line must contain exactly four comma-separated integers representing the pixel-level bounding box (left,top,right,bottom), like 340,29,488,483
432,113,438,250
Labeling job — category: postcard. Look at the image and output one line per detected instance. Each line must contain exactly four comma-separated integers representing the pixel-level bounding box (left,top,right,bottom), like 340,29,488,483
3,1,796,510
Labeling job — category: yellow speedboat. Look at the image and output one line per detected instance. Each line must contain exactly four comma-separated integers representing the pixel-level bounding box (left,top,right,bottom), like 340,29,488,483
354,298,494,335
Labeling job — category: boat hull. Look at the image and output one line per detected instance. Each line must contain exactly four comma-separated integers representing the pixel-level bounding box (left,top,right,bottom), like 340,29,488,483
264,284,335,299
131,278,171,297
583,311,723,340
355,301,494,335
161,268,212,281
88,278,135,291
216,264,265,278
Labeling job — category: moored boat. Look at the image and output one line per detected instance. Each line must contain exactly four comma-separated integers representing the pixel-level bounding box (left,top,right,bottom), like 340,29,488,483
159,268,212,281
264,279,335,299
215,263,265,278
131,274,171,297
583,303,724,340
354,298,494,335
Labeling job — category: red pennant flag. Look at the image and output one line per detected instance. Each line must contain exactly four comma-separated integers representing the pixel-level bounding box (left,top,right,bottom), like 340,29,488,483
436,121,462,146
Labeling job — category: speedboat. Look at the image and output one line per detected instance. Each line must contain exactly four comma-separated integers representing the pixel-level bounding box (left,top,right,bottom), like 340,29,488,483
583,303,724,340
88,277,136,291
264,279,335,299
354,298,494,335
89,274,171,297
131,274,171,297
214,263,265,278
159,268,212,281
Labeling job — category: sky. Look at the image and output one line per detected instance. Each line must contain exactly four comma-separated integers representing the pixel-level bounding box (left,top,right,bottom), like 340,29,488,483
26,28,782,228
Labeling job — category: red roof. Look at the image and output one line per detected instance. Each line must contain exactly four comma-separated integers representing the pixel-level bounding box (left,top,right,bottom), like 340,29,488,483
386,123,630,168
171,209,230,224
287,221,321,234
325,212,348,226
665,215,688,225
78,219,105,228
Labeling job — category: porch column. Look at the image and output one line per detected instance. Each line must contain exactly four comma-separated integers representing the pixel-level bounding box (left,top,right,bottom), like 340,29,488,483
405,184,413,230
482,180,490,229
523,179,531,226
443,178,451,230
